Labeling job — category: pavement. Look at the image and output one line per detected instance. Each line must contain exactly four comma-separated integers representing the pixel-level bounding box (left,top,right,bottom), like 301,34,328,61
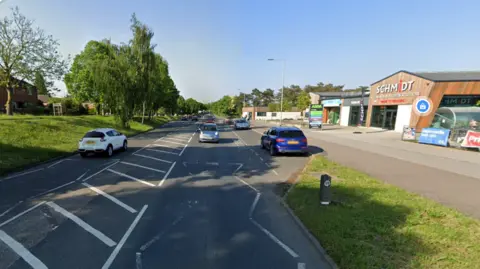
0,120,333,269
252,120,480,219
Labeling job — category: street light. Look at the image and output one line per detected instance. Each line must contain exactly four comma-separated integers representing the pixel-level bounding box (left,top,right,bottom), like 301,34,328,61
268,58,286,126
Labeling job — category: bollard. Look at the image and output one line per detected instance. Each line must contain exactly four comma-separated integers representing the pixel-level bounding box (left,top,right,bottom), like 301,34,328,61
319,174,332,205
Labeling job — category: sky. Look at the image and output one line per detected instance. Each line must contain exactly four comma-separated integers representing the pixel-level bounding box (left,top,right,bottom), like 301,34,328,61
1,0,480,102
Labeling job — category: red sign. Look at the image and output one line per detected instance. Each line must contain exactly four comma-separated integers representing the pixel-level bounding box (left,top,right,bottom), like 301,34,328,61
461,130,480,148
379,99,406,104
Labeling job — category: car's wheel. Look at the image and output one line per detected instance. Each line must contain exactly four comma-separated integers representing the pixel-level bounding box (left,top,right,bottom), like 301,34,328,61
121,140,128,152
105,145,113,158
269,145,277,156
80,152,88,158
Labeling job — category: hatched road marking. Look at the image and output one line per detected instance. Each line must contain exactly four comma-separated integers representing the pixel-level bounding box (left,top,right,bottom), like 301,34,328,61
82,183,137,213
120,161,166,173
0,230,48,269
133,153,173,164
107,169,156,187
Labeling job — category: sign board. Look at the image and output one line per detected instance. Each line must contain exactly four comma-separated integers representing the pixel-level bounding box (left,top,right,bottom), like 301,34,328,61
440,95,480,107
461,130,480,149
376,80,415,94
402,126,416,141
343,97,369,106
418,128,450,147
413,96,433,116
309,104,323,127
321,99,341,107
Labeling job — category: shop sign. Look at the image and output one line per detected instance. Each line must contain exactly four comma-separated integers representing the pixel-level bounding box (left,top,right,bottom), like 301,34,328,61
378,99,406,104
402,126,416,141
461,130,480,149
343,98,369,106
413,96,433,116
322,99,341,107
418,128,450,147
376,80,415,94
440,95,480,107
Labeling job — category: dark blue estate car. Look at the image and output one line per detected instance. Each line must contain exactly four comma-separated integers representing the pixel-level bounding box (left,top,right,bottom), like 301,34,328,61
260,126,308,156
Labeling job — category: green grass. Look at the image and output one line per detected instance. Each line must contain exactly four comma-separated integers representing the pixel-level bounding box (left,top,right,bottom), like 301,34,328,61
287,156,480,269
0,115,175,175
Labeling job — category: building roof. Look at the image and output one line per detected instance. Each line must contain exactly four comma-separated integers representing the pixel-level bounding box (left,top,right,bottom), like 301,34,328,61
310,91,370,100
371,70,480,85
38,95,49,103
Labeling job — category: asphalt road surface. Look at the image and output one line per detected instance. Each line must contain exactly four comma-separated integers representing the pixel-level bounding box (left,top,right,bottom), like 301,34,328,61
0,121,332,269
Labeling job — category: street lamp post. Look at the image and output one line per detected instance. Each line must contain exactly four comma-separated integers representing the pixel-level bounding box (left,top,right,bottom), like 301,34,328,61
268,58,286,126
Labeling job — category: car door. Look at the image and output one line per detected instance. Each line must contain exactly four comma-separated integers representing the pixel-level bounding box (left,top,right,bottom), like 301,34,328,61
261,129,270,146
268,128,278,149
111,130,122,149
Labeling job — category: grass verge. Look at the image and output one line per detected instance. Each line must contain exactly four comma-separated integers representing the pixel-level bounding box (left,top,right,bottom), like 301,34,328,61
0,115,175,175
286,155,480,269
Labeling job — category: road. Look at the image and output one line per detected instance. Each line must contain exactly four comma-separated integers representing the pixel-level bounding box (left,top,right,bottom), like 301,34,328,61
0,121,332,269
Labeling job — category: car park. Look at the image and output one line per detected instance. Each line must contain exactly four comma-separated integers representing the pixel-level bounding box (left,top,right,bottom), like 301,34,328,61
78,128,127,158
199,123,220,143
234,119,250,130
260,126,308,156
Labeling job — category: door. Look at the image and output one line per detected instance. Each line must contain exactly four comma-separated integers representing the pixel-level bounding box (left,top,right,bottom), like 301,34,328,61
267,128,277,149
384,110,397,130
261,129,270,146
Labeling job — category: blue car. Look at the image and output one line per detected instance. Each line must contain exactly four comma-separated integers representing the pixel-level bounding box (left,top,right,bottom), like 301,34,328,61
260,126,308,156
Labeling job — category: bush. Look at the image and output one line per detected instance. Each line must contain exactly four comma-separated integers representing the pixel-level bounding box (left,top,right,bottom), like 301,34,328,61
88,107,97,115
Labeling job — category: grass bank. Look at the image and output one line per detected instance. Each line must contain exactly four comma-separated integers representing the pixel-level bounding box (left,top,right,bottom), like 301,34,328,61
0,115,175,175
287,156,480,269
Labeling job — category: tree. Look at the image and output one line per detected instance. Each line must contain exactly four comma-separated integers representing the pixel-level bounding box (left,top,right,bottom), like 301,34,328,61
262,88,275,106
296,90,311,112
34,72,48,95
251,88,262,107
0,7,68,115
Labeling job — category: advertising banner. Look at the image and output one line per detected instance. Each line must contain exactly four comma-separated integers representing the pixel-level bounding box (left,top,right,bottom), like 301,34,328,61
418,128,450,147
461,130,480,149
309,104,323,127
402,126,416,141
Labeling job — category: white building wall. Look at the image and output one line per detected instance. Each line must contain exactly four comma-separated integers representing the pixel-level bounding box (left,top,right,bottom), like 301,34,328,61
340,106,350,126
394,105,412,132
255,112,302,121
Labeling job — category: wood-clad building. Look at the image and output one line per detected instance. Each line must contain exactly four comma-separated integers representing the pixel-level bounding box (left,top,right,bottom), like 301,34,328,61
366,70,480,132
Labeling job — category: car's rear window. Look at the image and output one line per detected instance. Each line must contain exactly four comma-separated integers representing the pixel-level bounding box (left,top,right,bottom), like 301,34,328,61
279,130,304,138
84,131,105,138
202,125,217,131
237,120,247,123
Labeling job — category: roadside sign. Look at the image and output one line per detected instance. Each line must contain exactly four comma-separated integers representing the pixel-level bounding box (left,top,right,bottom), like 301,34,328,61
413,97,433,116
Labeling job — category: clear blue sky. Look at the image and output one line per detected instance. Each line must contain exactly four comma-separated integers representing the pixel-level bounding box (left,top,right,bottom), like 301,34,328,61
1,0,480,102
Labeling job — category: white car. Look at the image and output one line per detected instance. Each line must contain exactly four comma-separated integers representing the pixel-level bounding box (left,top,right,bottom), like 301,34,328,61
234,119,250,130
78,128,127,158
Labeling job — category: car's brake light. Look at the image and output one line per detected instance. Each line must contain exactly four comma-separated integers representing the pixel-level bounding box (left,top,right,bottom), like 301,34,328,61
276,138,285,143
301,138,308,143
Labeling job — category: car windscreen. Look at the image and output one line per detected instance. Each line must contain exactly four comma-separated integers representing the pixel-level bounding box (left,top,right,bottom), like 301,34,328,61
202,125,217,131
237,120,247,123
279,130,304,138
84,131,105,138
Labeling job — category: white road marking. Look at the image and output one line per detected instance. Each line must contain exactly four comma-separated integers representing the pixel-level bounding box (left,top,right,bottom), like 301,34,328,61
134,153,173,163
250,218,299,258
232,131,248,146
4,168,44,180
120,161,166,173
151,143,182,150
107,169,156,187
259,157,264,161
271,169,279,175
206,162,219,166
102,205,148,269
46,202,117,247
139,215,183,251
252,129,264,135
132,144,150,154
146,148,179,156
0,201,23,218
249,192,261,217
47,159,67,168
0,230,48,269
136,252,142,269
82,161,119,182
234,176,258,192
179,142,189,156
162,137,188,143
31,180,77,199
154,136,165,142
159,161,176,187
82,183,137,213
0,202,46,228
159,139,185,146
234,163,243,174
298,262,306,269
182,162,188,168
75,170,90,181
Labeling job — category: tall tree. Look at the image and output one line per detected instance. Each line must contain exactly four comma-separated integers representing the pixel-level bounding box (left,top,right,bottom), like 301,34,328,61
296,90,311,112
251,88,262,107
34,72,48,95
0,7,68,115
262,88,275,106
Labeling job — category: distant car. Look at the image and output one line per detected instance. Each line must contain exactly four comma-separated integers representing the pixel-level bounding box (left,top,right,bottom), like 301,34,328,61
234,119,250,130
78,128,127,158
181,116,188,121
205,117,215,123
260,127,308,156
199,123,220,143
192,116,198,121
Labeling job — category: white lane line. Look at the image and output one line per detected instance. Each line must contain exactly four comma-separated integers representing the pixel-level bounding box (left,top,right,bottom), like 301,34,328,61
252,129,264,135
249,192,261,217
151,143,182,150
159,140,185,146
0,230,48,269
120,161,166,173
136,252,142,269
47,159,67,169
31,180,77,199
4,168,44,180
234,163,243,174
107,169,156,187
206,162,219,166
179,136,192,157
232,131,248,146
46,202,117,247
271,169,279,175
298,262,306,269
82,183,137,213
234,176,258,192
259,157,264,161
154,136,165,142
139,215,183,251
159,161,176,187
162,137,188,143
250,218,299,258
82,161,120,182
133,153,173,164
0,201,23,218
102,205,148,269
146,148,179,156
0,202,46,228
75,170,90,181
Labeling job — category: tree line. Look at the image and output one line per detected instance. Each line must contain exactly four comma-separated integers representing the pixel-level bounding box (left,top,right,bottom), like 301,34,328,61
209,83,368,117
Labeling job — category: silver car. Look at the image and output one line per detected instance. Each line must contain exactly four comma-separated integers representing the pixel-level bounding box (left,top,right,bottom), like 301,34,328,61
234,119,250,130
199,123,220,143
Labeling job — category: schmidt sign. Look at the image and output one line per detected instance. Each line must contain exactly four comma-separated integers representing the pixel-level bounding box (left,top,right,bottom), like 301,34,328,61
376,80,415,94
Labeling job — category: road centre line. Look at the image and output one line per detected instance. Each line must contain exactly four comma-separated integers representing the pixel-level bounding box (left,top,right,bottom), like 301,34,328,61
82,183,137,213
179,132,195,156
249,192,261,217
0,201,23,218
0,201,46,228
4,168,44,180
120,161,166,173
159,161,176,187
46,202,117,247
234,176,258,192
82,161,119,182
133,153,173,164
0,230,48,269
102,205,148,269
107,169,156,187
159,139,186,146
146,148,179,156
47,159,67,169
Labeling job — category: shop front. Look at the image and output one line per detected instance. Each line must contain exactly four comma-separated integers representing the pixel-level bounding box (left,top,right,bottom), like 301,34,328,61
321,99,341,124
340,97,369,126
